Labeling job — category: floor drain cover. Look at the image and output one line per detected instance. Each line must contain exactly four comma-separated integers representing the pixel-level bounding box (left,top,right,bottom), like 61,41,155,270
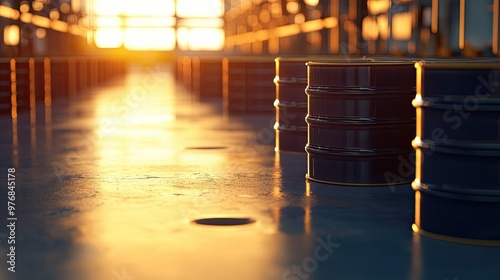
192,217,255,226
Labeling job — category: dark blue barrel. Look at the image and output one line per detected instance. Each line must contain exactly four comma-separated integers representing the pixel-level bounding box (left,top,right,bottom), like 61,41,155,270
13,58,31,112
34,57,46,103
51,57,70,98
274,57,309,153
274,56,368,153
75,57,88,93
191,56,223,99
412,59,500,246
305,61,416,186
0,59,11,115
223,56,275,114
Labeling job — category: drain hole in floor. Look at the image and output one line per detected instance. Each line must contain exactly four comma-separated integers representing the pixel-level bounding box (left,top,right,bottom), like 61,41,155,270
192,217,255,226
185,146,227,150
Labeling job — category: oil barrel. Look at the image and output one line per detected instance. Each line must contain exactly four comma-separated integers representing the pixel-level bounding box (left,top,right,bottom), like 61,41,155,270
412,59,500,245
305,61,416,186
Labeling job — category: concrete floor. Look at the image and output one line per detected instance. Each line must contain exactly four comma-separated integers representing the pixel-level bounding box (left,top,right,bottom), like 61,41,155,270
1,64,499,280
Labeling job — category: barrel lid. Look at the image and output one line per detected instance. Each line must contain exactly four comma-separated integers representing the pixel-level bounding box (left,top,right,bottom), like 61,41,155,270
222,55,277,63
415,59,500,69
276,55,367,63
306,60,415,66
307,60,416,89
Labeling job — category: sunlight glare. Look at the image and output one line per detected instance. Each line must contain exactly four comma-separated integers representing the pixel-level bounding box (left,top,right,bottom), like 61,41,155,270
124,28,176,50
93,0,122,16
176,0,224,18
177,27,224,51
95,27,123,48
122,0,175,16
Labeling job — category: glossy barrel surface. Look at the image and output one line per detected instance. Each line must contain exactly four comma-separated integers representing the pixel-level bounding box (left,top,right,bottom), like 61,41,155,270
306,61,416,186
412,59,500,245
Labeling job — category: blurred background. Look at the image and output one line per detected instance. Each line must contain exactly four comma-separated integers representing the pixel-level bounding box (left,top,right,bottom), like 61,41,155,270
0,0,499,59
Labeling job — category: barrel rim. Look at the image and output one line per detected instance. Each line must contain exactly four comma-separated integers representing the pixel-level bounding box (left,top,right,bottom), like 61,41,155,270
306,86,416,94
306,144,414,156
275,56,368,63
413,97,500,108
306,174,412,187
412,224,500,247
413,138,500,155
306,115,416,125
306,61,416,67
414,181,500,197
415,60,500,69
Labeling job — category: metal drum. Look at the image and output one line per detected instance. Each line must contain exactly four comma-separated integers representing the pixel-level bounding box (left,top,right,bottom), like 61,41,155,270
223,56,275,114
0,59,11,115
192,56,223,99
305,61,416,186
274,57,309,153
412,59,500,246
34,57,46,103
51,57,70,98
274,56,368,153
13,58,31,112
75,57,88,93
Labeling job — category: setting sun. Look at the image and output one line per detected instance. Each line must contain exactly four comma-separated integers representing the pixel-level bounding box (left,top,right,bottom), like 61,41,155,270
91,0,224,51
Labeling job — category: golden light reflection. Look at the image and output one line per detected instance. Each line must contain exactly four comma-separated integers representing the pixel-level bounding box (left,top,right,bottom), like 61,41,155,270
32,14,51,28
362,16,379,40
367,0,390,15
431,0,438,33
12,117,18,167
286,1,300,14
493,0,499,54
304,0,320,6
95,17,122,27
93,0,122,16
176,0,223,17
0,5,20,19
377,14,389,39
177,27,224,51
43,57,51,106
60,2,71,14
95,28,123,48
459,0,465,49
91,0,178,50
272,154,283,199
29,58,36,125
122,0,175,16
72,0,81,13
125,17,176,27
32,1,44,12
4,25,20,46
414,191,421,229
392,12,412,40
124,28,176,50
10,59,17,120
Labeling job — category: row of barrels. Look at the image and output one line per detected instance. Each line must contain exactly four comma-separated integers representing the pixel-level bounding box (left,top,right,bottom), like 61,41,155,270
175,55,500,246
0,57,127,115
175,55,276,114
282,56,500,246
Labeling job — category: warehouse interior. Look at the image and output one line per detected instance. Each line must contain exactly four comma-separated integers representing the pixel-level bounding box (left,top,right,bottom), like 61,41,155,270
1,1,500,280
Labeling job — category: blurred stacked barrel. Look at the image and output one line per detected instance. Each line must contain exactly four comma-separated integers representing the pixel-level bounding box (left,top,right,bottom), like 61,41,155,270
305,61,416,186
0,59,11,115
273,57,309,153
192,56,224,99
274,56,368,154
174,55,276,115
0,56,127,117
412,59,500,245
223,56,275,114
